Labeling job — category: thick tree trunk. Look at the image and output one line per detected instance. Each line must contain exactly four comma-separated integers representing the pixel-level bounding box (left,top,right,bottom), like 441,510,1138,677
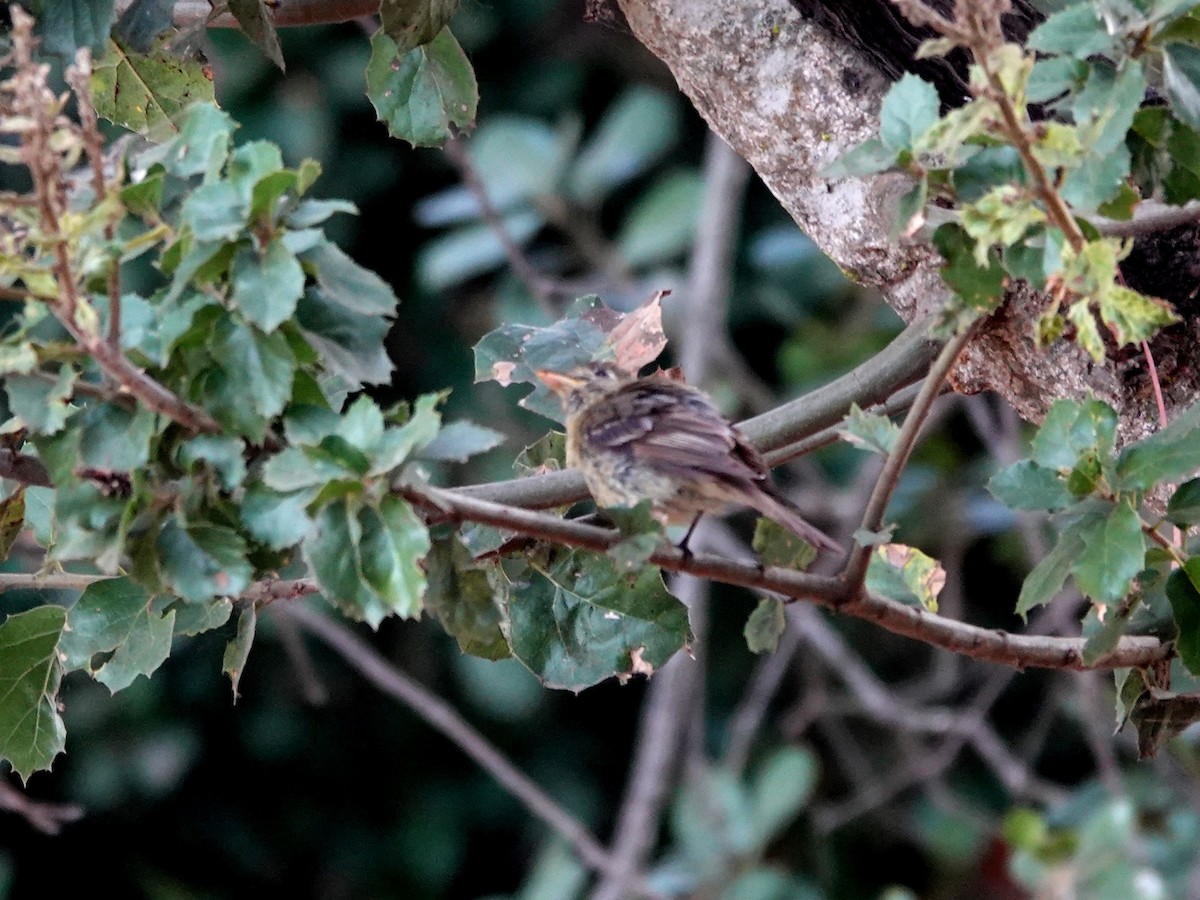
616,0,1200,444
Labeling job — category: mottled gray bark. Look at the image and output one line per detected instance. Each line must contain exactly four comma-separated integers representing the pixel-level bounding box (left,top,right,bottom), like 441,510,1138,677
616,0,1200,443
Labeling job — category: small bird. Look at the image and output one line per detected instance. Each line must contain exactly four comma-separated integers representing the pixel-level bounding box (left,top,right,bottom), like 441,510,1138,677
537,361,841,554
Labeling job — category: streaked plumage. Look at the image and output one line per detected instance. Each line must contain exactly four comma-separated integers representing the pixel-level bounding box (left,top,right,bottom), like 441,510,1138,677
537,362,841,554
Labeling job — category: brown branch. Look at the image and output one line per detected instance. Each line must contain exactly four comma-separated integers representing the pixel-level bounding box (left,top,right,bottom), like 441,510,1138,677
274,601,663,897
0,572,108,592
1095,200,1200,238
442,135,562,315
841,321,979,589
0,779,83,835
397,483,1169,670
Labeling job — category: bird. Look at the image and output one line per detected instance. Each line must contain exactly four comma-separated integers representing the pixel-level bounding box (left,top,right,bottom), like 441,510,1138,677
536,361,842,554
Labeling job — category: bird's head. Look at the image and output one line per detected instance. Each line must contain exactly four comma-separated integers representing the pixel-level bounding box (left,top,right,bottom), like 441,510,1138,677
536,361,631,415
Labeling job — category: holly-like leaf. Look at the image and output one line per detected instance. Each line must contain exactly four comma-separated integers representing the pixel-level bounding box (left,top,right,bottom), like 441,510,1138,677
61,577,174,692
752,518,817,571
501,550,690,691
303,496,429,627
987,460,1074,511
1164,42,1200,132
240,485,315,551
1166,563,1200,675
1071,501,1145,603
366,27,478,148
839,403,900,456
605,501,664,572
416,421,504,463
5,369,76,435
169,598,233,636
378,0,459,55
177,434,247,492
744,596,786,655
222,605,257,701
879,74,940,151
228,0,285,70
211,314,297,427
1115,400,1200,489
158,517,254,603
425,537,508,660
35,0,117,57
1167,477,1200,526
0,605,67,782
296,287,394,388
230,239,305,333
302,239,400,317
91,36,216,141
1030,397,1118,471
866,543,946,612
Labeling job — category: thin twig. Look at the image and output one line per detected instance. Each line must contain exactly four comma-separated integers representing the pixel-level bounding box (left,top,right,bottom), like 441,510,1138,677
1094,200,1200,238
841,321,979,589
0,780,83,835
274,601,662,897
442,134,561,315
0,572,107,592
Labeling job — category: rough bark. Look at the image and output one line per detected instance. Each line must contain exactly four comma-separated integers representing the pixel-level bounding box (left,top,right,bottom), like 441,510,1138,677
616,0,1200,444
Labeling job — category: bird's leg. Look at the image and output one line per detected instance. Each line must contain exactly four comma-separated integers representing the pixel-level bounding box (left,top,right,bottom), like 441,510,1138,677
677,513,703,561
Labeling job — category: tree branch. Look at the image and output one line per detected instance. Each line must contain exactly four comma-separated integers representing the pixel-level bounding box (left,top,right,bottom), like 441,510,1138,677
397,483,1170,670
274,601,662,897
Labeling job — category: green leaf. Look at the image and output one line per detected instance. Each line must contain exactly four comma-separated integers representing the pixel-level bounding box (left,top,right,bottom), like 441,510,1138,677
1017,515,1091,618
1027,56,1088,104
1168,477,1200,526
746,746,816,845
568,86,680,203
1028,3,1115,57
230,239,305,333
1115,401,1200,489
91,36,216,141
177,434,247,492
303,496,429,627
1167,563,1200,675
78,403,157,472
211,314,296,426
1071,501,1146,603
228,0,284,70
35,0,116,57
605,501,664,572
425,536,508,659
616,168,703,267
866,543,945,612
1097,284,1179,347
60,577,174,692
744,596,786,655
158,517,254,603
932,223,1006,308
240,485,315,550
170,597,233,636
839,403,900,455
0,490,25,563
302,239,400,317
366,27,478,148
378,0,459,54
179,181,246,242
284,199,358,229
752,518,817,571
222,606,257,700
501,550,690,691
1081,597,1137,666
0,605,67,782
1030,398,1118,470
416,420,504,463
295,287,394,388
112,0,172,52
1164,42,1200,132
4,369,76,435
358,496,430,618
138,103,233,180
821,138,899,178
879,74,940,151
988,460,1074,511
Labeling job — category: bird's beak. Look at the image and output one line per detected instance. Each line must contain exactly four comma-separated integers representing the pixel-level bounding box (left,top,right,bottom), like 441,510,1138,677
535,370,585,395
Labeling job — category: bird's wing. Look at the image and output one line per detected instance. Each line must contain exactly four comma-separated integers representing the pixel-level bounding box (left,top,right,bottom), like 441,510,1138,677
582,383,765,482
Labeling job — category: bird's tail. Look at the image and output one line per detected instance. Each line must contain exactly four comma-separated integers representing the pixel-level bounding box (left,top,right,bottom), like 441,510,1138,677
753,487,843,554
